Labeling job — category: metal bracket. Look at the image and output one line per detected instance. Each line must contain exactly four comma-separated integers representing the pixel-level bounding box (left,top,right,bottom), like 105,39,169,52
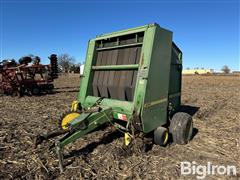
56,141,64,173
139,68,148,79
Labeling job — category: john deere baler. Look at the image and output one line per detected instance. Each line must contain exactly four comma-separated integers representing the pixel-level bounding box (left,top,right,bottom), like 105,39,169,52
36,23,193,172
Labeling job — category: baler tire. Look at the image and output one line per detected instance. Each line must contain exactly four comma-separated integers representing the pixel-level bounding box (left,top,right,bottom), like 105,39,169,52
170,112,193,145
154,127,169,146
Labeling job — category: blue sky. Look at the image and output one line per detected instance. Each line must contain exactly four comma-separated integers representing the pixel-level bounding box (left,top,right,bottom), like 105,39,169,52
0,0,239,70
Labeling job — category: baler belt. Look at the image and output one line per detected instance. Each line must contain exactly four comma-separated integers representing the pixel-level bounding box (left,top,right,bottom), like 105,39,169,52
92,44,142,101
92,51,103,97
108,49,118,98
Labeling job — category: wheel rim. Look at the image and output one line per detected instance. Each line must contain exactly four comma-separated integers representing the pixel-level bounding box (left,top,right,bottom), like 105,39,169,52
187,121,193,140
184,120,192,140
61,112,80,129
163,131,169,145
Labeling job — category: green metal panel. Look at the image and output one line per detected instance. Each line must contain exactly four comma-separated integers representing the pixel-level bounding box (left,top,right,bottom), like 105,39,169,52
78,40,96,103
168,42,182,114
132,25,156,116
92,64,139,70
83,96,133,112
95,24,150,40
141,26,173,133
96,42,143,51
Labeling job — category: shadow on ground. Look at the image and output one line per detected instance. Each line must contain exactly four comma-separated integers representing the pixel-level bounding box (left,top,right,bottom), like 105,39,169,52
64,130,122,159
180,105,200,116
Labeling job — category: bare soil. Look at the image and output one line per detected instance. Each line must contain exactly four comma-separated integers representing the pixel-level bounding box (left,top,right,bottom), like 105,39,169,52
0,74,239,179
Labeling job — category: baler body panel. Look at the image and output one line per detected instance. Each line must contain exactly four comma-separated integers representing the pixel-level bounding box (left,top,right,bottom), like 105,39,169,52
141,27,173,133
168,43,182,114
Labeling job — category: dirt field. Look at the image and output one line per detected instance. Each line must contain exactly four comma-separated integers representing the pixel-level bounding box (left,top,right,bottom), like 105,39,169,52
0,74,239,179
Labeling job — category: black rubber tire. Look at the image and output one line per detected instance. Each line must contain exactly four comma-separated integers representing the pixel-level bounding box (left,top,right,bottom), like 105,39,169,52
31,86,41,95
169,112,193,145
154,127,169,146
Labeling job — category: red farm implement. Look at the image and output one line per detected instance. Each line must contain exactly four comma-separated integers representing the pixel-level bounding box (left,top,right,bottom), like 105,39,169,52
0,54,58,96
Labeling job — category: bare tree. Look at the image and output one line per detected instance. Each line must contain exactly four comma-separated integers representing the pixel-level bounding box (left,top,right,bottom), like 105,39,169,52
221,65,230,74
58,54,75,73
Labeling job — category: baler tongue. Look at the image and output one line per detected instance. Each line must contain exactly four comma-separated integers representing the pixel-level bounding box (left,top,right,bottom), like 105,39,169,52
56,106,113,172
35,105,113,145
35,105,114,172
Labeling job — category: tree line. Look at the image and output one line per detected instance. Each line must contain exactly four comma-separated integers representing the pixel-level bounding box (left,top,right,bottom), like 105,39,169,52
185,65,231,74
58,53,82,73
